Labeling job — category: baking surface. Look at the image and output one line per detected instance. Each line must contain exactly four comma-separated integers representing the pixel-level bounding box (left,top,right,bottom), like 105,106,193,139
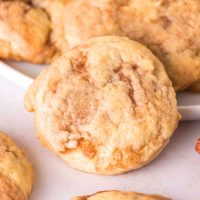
0,75,200,200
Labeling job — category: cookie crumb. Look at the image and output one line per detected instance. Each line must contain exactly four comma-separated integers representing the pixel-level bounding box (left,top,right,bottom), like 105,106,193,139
195,138,200,154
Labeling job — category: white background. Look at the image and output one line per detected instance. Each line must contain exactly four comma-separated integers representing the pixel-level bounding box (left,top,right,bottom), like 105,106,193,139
0,75,200,200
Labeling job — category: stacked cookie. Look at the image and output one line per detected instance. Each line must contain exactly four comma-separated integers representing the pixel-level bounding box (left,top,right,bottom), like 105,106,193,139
1,0,199,199
1,0,200,91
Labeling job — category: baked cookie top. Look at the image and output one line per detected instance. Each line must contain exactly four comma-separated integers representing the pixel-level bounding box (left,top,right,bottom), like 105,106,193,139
62,0,200,91
25,36,180,175
0,132,34,200
71,190,171,200
0,1,55,63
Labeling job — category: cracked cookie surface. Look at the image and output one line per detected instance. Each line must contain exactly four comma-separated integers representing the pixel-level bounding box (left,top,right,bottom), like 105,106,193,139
72,190,171,200
63,0,200,91
25,36,180,175
0,132,34,200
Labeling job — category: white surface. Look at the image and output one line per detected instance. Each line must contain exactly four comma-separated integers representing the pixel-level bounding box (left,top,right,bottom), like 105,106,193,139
1,61,200,121
0,75,199,200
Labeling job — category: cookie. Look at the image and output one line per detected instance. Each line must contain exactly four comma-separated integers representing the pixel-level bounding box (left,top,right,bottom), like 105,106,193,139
71,191,171,200
31,0,70,58
24,36,180,175
0,132,34,200
0,1,55,63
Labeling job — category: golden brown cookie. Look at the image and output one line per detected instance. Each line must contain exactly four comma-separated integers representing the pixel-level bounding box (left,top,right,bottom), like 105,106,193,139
24,36,180,175
0,132,34,200
0,1,55,63
71,190,171,200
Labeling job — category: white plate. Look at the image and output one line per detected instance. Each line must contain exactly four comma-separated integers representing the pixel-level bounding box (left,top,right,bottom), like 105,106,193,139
1,61,200,121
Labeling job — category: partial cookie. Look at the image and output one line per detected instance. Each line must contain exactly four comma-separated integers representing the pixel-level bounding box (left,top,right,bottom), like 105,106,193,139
0,1,55,63
195,138,200,154
63,0,125,48
31,0,70,58
64,0,200,91
0,132,34,200
71,191,171,200
24,36,180,175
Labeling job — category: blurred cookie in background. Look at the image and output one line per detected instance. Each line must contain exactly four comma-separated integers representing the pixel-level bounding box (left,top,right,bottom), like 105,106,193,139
0,0,56,63
31,0,70,58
